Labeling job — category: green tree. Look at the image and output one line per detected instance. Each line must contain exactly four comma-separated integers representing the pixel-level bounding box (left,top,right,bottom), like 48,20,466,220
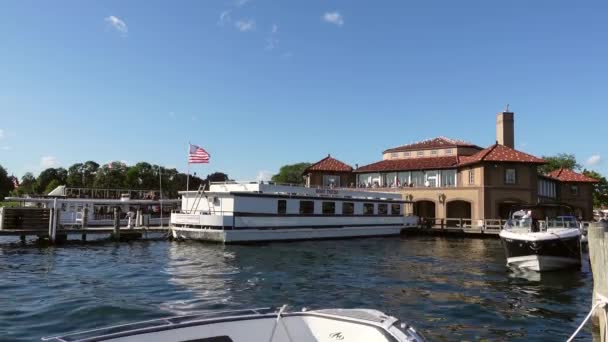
15,172,36,196
93,162,128,188
538,153,581,174
271,162,311,184
0,165,13,200
66,161,100,187
44,179,62,193
582,169,608,208
125,162,157,189
36,168,68,193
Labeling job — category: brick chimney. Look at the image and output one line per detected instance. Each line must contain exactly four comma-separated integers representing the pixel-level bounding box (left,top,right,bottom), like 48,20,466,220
496,110,514,148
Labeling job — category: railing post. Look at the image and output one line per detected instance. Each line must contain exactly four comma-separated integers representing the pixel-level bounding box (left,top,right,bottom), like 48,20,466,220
48,207,55,242
82,207,88,229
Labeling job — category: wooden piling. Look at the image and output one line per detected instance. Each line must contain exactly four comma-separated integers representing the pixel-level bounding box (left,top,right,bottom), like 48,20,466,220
48,208,55,242
588,220,608,341
82,207,88,228
112,207,121,241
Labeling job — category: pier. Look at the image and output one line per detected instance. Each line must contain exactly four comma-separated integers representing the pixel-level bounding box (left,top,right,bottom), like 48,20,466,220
0,206,169,243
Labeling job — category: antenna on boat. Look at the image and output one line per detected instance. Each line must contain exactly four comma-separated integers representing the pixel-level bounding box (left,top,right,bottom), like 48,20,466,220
505,104,510,112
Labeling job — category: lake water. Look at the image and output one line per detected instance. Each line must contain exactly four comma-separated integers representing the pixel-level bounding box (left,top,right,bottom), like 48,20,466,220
0,236,594,341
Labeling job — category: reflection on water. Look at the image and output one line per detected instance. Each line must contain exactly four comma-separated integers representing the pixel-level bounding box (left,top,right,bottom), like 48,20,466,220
0,236,594,341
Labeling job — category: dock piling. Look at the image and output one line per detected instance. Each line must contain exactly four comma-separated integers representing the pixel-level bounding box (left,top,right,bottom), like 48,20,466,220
588,220,608,341
112,207,121,241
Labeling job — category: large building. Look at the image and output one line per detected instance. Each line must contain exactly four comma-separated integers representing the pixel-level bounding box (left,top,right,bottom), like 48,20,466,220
304,110,598,220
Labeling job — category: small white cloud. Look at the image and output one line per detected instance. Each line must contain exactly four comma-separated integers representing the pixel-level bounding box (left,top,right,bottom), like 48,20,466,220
265,24,279,50
236,0,251,7
105,15,128,35
323,11,344,26
0,129,4,139
281,52,293,59
587,154,601,166
219,10,232,26
235,19,255,32
256,170,273,182
40,156,60,168
1,146,11,151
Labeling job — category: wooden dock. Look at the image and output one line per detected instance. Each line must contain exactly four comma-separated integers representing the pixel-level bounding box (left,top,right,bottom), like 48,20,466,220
0,206,169,243
587,221,608,341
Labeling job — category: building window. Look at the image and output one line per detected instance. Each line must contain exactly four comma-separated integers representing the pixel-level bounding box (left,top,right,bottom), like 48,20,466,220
505,168,517,185
444,149,453,155
571,185,579,196
277,200,287,215
468,170,475,185
403,152,411,157
322,201,336,215
299,201,314,214
441,169,456,187
391,204,402,216
363,203,374,215
342,202,354,215
430,150,438,155
417,151,424,157
411,171,425,187
378,203,388,215
391,152,398,158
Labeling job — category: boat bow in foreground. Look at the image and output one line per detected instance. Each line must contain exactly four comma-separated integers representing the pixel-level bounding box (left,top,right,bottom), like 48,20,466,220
42,306,426,342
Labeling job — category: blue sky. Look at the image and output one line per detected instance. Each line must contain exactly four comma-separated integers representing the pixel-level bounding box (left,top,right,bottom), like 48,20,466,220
1,0,607,180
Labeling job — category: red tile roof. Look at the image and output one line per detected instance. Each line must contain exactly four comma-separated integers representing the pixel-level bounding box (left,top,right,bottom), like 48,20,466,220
458,143,546,166
546,168,599,183
355,156,460,173
304,155,353,173
384,137,481,153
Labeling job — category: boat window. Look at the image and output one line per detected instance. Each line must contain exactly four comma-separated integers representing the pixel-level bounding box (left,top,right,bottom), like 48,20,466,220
363,203,374,215
277,200,287,215
299,201,315,214
391,204,402,216
342,202,354,215
378,203,388,215
322,202,336,215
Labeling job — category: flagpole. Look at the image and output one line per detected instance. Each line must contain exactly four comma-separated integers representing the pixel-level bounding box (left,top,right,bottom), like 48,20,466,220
186,142,190,192
159,165,163,228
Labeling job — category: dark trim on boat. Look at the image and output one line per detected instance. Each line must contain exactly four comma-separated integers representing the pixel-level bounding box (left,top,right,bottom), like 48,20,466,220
230,191,412,204
232,212,404,218
173,223,406,231
500,235,581,260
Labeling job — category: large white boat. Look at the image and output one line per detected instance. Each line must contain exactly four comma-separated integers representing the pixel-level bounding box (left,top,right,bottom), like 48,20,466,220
171,182,418,243
6,186,180,228
499,204,582,272
42,306,426,342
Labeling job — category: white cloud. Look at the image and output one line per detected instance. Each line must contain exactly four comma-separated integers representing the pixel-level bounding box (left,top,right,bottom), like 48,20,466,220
0,129,4,139
1,146,11,151
219,10,232,26
265,24,279,50
281,51,293,59
323,11,344,26
587,154,601,166
40,156,60,168
256,170,273,182
104,15,128,35
235,19,255,32
236,0,251,7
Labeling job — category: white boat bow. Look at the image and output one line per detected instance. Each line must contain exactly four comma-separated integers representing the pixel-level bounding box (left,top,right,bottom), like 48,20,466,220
41,306,426,342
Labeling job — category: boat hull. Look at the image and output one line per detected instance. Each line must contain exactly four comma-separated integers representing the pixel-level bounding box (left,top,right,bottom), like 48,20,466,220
171,225,408,243
500,230,581,272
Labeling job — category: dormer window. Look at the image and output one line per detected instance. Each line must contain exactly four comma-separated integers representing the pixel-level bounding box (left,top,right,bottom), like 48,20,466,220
430,150,438,156
444,149,453,155
417,151,424,157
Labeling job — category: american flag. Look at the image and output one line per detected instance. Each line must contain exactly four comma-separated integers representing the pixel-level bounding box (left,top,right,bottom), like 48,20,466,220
188,144,210,164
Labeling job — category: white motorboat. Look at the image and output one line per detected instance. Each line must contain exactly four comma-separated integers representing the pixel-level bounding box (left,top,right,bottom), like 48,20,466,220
42,306,426,342
171,181,419,243
499,204,582,272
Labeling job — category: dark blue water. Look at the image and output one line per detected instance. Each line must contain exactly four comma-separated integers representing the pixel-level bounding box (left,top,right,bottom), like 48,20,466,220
0,236,594,341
